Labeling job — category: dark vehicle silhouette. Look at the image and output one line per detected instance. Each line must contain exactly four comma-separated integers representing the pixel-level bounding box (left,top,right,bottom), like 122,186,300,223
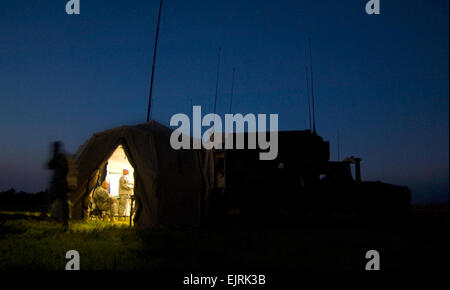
215,130,411,226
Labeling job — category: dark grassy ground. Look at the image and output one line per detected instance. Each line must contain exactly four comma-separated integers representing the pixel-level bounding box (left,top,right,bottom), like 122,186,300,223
0,206,448,271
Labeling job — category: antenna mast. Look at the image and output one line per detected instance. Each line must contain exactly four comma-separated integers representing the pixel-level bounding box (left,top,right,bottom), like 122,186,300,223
305,66,312,131
229,68,235,114
146,0,163,122
213,47,222,115
226,68,236,133
337,129,341,161
308,37,317,134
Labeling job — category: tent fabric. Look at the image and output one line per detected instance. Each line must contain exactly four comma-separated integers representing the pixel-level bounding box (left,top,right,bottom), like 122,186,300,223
70,121,214,228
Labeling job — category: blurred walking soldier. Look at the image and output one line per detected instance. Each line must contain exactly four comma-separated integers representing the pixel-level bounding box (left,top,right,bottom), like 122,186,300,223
93,181,118,221
47,141,70,231
118,169,133,218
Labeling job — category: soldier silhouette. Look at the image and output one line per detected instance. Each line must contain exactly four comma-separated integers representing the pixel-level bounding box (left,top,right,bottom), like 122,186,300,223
47,141,70,231
118,169,133,219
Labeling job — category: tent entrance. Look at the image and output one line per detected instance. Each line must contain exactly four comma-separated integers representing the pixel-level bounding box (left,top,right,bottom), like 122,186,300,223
105,144,135,217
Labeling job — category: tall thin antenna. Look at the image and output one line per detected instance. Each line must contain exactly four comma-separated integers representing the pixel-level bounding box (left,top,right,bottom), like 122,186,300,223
305,66,312,131
146,0,164,122
227,68,236,133
213,47,222,115
229,68,235,114
308,37,317,134
337,129,341,161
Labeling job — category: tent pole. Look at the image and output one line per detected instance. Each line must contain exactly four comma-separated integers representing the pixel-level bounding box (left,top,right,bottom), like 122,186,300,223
129,198,134,227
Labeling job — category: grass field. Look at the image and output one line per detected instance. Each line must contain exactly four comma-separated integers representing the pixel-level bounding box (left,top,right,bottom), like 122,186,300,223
0,208,448,271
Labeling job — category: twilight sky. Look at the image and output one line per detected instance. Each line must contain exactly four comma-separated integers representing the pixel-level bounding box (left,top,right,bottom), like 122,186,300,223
0,0,448,203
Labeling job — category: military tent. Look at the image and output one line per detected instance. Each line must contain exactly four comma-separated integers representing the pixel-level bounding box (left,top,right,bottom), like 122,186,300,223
69,121,215,228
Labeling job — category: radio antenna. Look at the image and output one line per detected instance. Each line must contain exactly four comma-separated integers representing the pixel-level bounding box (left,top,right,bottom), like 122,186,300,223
226,68,236,133
146,0,164,122
213,47,222,115
229,68,235,114
305,66,312,131
308,37,317,134
337,129,341,161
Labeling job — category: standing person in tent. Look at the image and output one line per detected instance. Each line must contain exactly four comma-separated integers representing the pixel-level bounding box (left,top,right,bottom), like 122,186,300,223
118,169,133,219
47,141,70,231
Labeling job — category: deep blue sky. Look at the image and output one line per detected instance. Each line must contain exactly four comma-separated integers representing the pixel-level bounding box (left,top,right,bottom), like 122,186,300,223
0,0,448,203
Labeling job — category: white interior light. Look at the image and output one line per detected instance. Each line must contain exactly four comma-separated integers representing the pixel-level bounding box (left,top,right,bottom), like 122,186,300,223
105,145,134,197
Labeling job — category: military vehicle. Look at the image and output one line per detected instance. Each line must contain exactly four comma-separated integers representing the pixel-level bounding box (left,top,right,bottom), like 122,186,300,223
214,130,411,225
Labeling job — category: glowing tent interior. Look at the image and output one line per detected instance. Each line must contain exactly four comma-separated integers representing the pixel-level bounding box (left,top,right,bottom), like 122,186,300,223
69,121,215,228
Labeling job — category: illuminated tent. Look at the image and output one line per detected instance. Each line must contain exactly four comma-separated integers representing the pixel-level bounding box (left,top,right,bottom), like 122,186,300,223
69,121,215,228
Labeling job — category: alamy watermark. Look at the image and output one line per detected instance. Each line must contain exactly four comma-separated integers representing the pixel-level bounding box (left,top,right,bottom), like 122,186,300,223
365,250,380,270
169,106,279,160
365,0,380,15
65,250,80,270
65,1,379,16
66,0,80,15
